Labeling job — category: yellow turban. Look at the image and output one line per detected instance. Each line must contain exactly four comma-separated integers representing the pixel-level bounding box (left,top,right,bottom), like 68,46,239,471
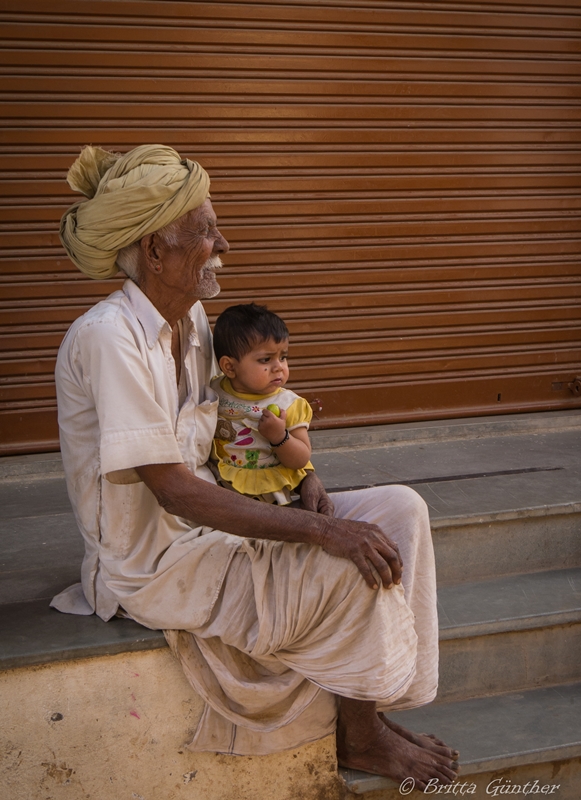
59,144,210,280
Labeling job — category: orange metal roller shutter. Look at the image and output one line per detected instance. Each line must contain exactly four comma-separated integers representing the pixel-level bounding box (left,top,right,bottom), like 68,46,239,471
1,0,580,454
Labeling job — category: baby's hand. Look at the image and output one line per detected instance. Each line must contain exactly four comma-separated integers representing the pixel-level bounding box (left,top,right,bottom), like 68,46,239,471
258,407,287,444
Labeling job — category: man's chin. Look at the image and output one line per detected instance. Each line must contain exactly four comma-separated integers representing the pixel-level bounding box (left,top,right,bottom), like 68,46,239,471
197,276,221,300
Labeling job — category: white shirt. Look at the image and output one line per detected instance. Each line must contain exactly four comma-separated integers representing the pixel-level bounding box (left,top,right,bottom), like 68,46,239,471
52,279,241,626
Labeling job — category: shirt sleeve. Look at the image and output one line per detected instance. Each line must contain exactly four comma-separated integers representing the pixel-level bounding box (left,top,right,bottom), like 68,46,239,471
285,396,313,430
74,319,184,477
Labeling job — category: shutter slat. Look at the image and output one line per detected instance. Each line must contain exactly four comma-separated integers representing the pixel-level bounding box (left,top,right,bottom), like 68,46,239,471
1,1,580,453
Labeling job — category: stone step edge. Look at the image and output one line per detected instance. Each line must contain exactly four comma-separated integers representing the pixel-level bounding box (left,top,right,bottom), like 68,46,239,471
8,603,574,671
0,599,166,673
3,496,579,529
4,564,579,671
311,409,581,453
430,500,581,529
341,680,581,795
2,410,581,480
439,607,581,641
341,741,581,795
438,566,581,639
3,482,579,531
0,631,167,673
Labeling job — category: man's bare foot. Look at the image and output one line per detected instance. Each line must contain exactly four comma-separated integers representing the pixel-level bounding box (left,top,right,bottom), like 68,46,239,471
378,712,459,760
337,713,460,791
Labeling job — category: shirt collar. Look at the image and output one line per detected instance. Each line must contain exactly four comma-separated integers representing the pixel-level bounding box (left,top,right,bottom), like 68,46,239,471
123,279,200,349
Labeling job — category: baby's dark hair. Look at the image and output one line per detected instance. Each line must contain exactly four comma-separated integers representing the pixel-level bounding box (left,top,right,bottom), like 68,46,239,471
213,303,289,362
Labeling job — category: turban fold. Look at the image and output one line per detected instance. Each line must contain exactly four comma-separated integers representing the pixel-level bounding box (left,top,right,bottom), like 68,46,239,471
59,144,210,280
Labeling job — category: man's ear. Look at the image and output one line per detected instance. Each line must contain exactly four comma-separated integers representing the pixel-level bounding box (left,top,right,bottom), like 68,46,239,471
141,232,163,274
219,355,237,378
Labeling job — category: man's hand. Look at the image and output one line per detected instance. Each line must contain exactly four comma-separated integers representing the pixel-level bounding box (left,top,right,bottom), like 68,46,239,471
299,472,335,517
318,515,403,591
302,473,402,588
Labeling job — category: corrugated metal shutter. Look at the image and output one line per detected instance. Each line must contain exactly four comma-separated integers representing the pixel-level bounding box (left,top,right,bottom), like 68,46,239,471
1,0,580,454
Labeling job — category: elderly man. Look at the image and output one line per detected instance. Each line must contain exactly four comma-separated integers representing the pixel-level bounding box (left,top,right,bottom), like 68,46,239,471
53,144,459,789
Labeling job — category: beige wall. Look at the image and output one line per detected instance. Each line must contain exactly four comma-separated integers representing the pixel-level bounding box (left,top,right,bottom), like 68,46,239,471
1,648,345,800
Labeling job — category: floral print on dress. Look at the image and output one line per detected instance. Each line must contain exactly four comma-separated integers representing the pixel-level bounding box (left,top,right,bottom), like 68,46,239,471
210,376,313,493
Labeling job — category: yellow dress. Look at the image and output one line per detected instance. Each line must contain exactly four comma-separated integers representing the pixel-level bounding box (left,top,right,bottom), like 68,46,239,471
210,376,314,505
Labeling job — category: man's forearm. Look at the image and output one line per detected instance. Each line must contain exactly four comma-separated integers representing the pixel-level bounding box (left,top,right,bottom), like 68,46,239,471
136,462,328,546
136,462,404,590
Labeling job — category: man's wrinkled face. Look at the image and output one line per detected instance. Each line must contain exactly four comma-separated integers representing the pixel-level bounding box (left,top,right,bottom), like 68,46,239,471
159,199,229,302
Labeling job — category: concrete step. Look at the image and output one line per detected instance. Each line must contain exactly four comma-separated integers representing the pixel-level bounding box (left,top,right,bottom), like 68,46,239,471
0,599,165,671
0,637,344,800
438,567,581,640
3,478,580,606
437,567,581,702
5,569,580,701
2,410,580,602
3,596,579,799
341,682,581,798
314,415,581,585
2,412,580,798
310,409,581,450
431,503,581,586
0,475,83,605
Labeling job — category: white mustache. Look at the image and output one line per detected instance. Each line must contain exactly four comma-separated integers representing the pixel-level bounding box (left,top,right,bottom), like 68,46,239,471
204,256,223,271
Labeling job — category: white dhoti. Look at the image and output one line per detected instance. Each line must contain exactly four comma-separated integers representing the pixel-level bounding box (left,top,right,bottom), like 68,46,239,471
166,484,439,755
54,277,438,756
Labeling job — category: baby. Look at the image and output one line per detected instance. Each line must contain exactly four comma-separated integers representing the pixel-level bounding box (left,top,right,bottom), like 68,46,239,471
210,303,314,505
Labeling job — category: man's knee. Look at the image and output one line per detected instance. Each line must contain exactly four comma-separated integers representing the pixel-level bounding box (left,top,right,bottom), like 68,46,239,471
361,483,429,520
383,484,429,519
331,484,429,530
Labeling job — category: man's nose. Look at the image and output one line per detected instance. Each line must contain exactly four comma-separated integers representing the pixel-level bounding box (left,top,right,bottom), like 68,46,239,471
214,229,229,254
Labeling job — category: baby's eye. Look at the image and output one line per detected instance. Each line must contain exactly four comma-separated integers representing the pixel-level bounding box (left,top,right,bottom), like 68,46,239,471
258,357,270,363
